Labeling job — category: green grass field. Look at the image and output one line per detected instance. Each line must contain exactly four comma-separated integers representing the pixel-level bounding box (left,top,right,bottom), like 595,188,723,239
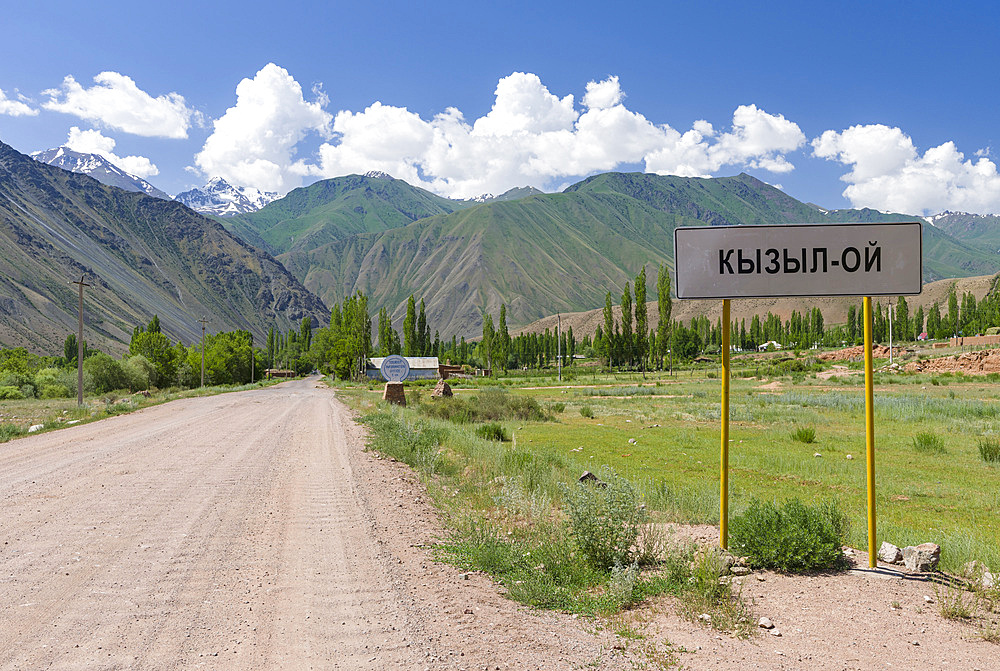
347,365,1000,575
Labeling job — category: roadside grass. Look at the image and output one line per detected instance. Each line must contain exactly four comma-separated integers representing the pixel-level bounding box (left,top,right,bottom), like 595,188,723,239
341,362,1000,602
354,399,755,630
418,370,1000,575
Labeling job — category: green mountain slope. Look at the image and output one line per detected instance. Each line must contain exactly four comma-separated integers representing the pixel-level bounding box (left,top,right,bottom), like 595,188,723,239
816,207,1000,281
0,141,329,355
273,172,1000,339
927,212,1000,253
223,173,470,255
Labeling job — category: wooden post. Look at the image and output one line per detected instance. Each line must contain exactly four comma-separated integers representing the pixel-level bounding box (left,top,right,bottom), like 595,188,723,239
71,276,90,406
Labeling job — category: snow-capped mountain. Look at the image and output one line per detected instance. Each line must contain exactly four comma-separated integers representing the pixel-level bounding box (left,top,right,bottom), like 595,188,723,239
31,147,172,201
174,177,278,217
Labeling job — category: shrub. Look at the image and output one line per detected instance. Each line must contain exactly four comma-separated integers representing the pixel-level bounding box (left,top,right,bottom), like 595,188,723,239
40,384,72,399
730,498,849,572
548,402,566,414
790,426,816,443
0,385,25,399
561,467,649,569
580,405,595,418
475,422,509,441
978,437,1000,463
912,431,946,454
84,353,130,394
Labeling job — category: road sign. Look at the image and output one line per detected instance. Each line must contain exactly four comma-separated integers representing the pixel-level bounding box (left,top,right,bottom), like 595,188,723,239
380,355,410,382
674,222,922,299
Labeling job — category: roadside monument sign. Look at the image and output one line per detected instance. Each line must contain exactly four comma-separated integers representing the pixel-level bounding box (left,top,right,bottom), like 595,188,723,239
380,355,411,382
674,221,922,568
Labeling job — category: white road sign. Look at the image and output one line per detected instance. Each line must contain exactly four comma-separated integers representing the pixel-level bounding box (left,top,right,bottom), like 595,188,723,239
673,222,922,299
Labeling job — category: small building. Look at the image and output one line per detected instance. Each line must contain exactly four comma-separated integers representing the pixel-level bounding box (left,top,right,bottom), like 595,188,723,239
265,368,296,379
758,340,782,352
366,357,440,381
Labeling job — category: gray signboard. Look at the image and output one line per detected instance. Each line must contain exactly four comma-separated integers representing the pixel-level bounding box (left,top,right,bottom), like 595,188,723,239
673,222,922,299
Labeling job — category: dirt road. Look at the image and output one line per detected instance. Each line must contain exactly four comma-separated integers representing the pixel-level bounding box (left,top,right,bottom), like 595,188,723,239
0,378,630,670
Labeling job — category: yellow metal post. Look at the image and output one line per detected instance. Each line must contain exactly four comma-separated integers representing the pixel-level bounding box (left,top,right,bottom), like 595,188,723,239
720,299,730,549
863,296,877,568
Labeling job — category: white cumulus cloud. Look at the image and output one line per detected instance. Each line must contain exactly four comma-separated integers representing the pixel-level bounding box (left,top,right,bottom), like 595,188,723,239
812,124,1000,214
194,63,332,193
314,73,806,198
64,126,159,178
43,72,194,139
0,88,37,116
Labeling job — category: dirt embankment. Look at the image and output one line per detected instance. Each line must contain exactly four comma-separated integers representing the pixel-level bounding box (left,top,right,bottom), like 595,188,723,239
907,349,1000,375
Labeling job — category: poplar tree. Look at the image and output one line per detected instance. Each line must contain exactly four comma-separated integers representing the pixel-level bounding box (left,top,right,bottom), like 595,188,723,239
498,304,510,372
656,264,672,370
417,299,428,355
621,282,633,367
403,295,417,356
634,267,648,372
602,292,615,368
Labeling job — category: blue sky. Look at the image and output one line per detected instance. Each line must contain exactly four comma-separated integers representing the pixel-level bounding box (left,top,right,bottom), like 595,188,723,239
2,1,999,214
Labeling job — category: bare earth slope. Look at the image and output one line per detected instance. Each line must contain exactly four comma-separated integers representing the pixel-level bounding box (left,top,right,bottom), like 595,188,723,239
0,378,629,670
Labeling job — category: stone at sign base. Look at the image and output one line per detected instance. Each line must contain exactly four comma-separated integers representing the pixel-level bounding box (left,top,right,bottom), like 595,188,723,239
383,381,406,406
902,543,940,572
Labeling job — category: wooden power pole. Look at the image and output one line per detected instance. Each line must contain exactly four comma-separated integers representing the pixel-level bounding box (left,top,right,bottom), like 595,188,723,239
199,317,209,387
71,276,90,406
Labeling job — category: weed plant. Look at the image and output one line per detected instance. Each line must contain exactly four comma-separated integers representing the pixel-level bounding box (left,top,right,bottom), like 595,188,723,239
790,426,816,444
730,498,849,572
0,422,26,441
475,422,508,442
979,437,1000,463
579,405,594,418
933,581,978,620
561,467,649,569
912,432,946,454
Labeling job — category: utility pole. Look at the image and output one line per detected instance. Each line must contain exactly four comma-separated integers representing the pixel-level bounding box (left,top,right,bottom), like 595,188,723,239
71,276,90,406
199,317,209,387
557,314,562,382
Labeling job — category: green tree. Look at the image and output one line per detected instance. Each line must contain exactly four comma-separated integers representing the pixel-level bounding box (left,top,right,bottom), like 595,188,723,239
417,299,428,355
634,267,648,373
656,264,672,369
497,303,511,372
481,313,496,372
602,292,615,368
403,295,417,356
620,282,633,366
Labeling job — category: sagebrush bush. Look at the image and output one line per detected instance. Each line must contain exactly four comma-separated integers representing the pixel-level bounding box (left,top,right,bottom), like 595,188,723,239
790,426,816,443
978,437,1000,463
913,431,946,454
475,422,508,441
561,467,649,569
730,498,849,572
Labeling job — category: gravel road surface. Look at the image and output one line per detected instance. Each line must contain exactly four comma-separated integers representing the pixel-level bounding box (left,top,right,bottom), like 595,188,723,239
0,378,630,670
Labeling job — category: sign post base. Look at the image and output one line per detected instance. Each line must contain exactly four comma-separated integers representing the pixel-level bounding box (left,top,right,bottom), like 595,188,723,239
383,381,406,406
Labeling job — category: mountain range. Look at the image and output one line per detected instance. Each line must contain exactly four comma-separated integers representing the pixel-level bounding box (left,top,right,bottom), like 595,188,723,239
225,170,1000,338
9,138,1000,351
31,147,172,201
0,141,328,355
30,148,279,217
